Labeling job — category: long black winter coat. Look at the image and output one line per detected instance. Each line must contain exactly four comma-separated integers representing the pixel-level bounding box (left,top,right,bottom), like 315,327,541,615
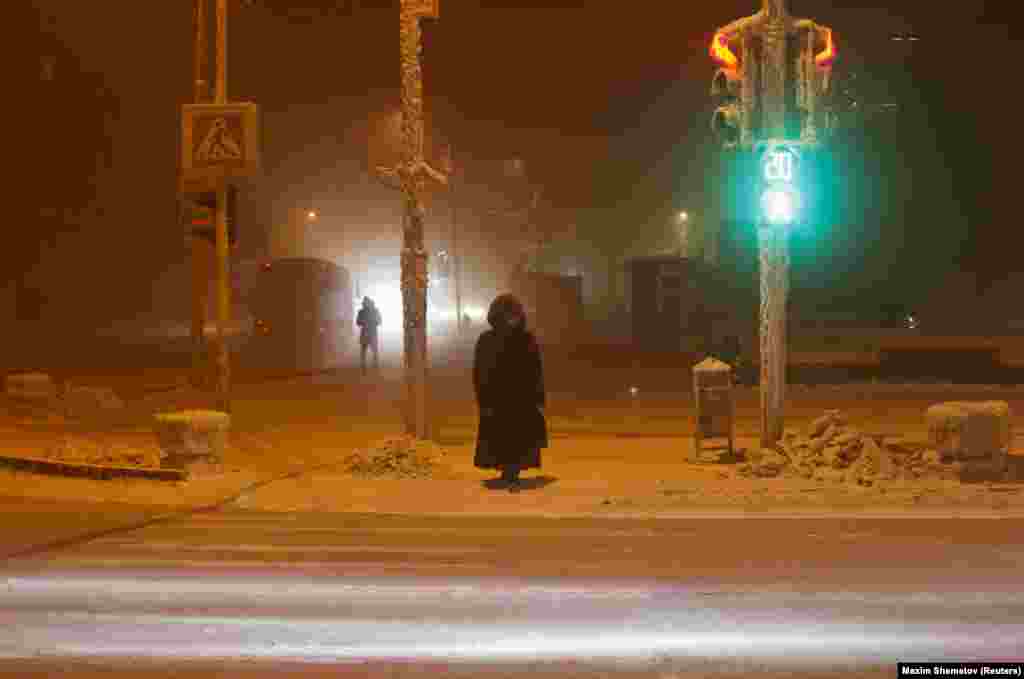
473,296,548,470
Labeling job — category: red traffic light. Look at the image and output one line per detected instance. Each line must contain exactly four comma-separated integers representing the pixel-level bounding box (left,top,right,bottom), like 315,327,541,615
815,29,837,68
184,186,238,245
710,31,739,69
190,205,213,228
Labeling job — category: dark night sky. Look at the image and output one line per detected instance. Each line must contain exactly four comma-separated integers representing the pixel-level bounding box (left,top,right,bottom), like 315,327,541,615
19,0,1023,318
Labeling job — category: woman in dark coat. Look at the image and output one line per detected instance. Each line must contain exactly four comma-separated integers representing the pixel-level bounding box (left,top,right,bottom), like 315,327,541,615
473,294,549,489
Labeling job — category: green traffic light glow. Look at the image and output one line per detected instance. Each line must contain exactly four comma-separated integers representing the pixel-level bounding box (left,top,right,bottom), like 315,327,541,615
762,149,796,184
761,187,797,224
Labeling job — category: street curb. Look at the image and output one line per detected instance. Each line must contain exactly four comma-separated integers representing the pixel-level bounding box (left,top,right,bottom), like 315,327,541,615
205,506,1024,521
136,366,345,396
0,453,185,482
0,459,346,563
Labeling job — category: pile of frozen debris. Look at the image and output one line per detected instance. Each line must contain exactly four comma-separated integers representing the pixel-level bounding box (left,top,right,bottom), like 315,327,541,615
739,410,885,484
344,436,448,480
740,402,1012,484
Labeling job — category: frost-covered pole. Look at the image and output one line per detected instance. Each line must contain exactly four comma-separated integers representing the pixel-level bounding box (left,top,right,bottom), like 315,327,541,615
711,1,836,448
753,0,836,447
758,209,788,448
213,0,232,412
387,0,446,439
401,0,427,439
191,0,213,389
757,0,790,448
713,0,834,449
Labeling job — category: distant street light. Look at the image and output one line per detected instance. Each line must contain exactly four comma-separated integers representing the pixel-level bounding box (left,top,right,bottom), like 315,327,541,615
673,211,694,258
505,157,526,178
41,56,56,82
306,210,318,221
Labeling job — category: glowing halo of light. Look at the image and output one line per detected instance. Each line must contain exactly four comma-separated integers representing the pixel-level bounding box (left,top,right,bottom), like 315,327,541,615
710,31,738,69
761,188,797,225
815,28,836,67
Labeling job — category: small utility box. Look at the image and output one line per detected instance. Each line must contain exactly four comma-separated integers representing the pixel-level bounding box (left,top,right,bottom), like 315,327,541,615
691,356,734,462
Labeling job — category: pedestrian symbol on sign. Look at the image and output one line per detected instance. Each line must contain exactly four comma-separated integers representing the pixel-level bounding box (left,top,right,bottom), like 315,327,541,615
181,103,260,190
195,117,243,163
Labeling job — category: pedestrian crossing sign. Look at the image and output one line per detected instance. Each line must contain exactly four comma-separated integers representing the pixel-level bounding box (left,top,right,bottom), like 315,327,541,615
181,103,261,191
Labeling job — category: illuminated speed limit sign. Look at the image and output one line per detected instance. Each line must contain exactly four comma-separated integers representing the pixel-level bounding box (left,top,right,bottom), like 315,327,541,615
760,144,800,225
761,145,798,184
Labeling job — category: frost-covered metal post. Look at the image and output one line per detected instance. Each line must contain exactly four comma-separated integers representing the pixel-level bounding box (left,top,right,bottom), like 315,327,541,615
212,0,233,412
709,0,836,448
377,0,447,440
191,0,213,389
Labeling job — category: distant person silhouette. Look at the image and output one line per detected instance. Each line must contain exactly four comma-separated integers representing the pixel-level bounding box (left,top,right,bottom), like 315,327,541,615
472,294,548,492
356,297,382,374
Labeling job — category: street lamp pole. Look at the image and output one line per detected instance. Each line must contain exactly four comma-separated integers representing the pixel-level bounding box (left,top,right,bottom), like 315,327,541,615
448,145,463,333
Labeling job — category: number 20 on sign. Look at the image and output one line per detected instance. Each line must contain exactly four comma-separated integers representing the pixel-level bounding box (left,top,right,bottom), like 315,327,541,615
762,148,796,183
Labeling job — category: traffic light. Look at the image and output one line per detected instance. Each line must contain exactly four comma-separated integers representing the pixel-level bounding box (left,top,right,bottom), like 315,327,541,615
794,25,838,144
710,27,743,150
758,143,800,226
185,186,237,245
710,66,743,149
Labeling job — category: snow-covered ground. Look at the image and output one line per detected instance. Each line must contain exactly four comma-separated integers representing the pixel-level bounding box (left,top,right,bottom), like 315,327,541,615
1,372,1021,517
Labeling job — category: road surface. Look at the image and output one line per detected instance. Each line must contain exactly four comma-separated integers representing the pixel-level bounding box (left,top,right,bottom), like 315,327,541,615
1,498,1022,677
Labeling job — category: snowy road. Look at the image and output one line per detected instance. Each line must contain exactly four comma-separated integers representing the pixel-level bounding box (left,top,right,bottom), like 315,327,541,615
2,503,1022,676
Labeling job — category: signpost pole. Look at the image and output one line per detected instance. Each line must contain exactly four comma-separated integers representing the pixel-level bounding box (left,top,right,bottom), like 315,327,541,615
213,0,232,412
191,0,213,389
